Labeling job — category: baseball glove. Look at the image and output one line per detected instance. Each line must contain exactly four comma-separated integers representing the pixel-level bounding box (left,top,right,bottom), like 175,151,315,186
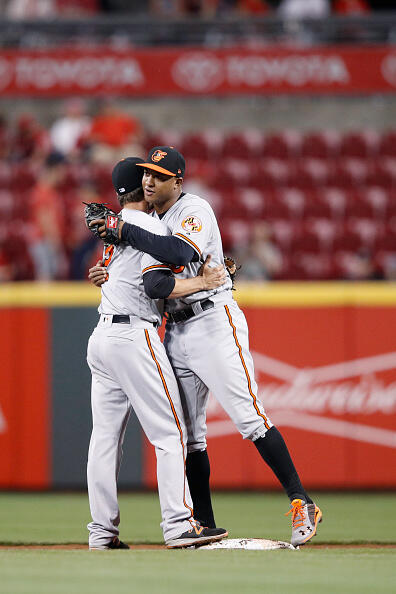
224,255,240,289
84,202,122,245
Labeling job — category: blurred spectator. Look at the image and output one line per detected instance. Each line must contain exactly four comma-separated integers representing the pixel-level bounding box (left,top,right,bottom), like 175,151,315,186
338,249,383,281
57,0,99,16
50,98,91,157
0,115,10,160
0,247,12,282
5,0,56,18
68,182,101,279
379,254,396,281
237,221,283,281
333,0,370,14
89,100,144,164
5,0,98,17
29,152,68,280
10,114,50,163
278,0,330,18
239,0,270,14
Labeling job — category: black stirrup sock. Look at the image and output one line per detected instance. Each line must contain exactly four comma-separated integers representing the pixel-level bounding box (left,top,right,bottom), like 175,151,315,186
186,449,216,528
254,426,313,504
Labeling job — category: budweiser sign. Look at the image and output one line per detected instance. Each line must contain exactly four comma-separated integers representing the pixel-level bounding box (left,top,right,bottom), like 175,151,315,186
207,351,396,449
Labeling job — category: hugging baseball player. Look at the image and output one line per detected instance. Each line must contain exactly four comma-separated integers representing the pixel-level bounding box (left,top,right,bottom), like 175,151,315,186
85,157,227,550
90,146,322,547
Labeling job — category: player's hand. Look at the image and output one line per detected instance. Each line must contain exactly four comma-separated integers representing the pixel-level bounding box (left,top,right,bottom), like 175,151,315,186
200,255,226,290
89,218,124,240
88,260,108,287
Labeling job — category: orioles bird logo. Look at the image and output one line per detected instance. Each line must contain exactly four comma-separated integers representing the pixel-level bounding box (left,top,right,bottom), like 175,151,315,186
151,150,168,163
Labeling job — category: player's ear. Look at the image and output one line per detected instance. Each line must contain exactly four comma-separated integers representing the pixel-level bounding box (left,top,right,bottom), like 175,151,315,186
175,177,183,188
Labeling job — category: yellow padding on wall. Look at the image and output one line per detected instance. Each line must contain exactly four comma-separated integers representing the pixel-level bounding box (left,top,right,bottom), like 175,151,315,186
1,281,396,308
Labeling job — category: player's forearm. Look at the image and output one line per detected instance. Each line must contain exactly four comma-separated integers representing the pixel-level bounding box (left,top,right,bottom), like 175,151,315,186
121,223,198,265
168,277,205,299
143,270,205,300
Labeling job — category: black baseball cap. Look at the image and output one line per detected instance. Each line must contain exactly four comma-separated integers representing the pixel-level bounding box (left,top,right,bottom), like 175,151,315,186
136,146,185,178
112,157,144,195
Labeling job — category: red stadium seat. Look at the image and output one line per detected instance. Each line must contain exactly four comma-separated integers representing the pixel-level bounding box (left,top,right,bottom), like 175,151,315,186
339,131,379,159
0,162,12,189
378,131,396,158
300,130,341,160
220,130,263,160
259,159,290,188
331,159,369,189
211,158,252,190
290,159,332,189
304,218,339,250
366,159,396,189
262,131,301,160
0,190,13,216
269,219,300,250
333,228,365,252
220,218,251,251
346,218,382,249
320,187,347,219
358,187,389,220
144,130,182,153
375,220,396,252
237,188,266,218
344,192,377,219
276,188,306,218
180,132,213,160
303,191,334,219
292,251,334,280
11,163,37,189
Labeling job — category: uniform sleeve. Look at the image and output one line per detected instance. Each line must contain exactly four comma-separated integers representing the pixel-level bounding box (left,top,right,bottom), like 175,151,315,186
171,206,212,259
143,269,175,299
121,223,198,265
141,252,172,277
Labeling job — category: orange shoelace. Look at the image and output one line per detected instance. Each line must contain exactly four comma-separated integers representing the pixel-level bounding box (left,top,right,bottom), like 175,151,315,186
285,499,305,528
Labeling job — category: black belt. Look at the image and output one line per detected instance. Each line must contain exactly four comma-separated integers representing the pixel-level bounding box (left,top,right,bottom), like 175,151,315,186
112,315,131,324
111,315,158,328
166,299,214,324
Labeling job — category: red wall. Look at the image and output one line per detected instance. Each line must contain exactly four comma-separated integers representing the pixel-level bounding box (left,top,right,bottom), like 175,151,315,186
145,304,396,489
0,309,50,488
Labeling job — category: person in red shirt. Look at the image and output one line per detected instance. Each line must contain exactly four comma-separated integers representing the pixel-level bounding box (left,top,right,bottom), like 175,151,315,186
90,100,144,164
29,152,68,280
333,0,370,13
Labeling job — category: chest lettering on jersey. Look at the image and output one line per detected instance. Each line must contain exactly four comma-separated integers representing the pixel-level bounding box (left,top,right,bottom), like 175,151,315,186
103,244,115,267
170,264,185,274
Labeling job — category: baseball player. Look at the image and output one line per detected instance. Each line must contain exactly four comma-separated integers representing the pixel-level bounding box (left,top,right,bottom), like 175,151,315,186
91,147,322,547
86,156,227,550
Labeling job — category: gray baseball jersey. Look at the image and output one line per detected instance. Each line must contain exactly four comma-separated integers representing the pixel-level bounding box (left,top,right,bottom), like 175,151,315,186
87,207,195,548
155,192,273,451
152,193,232,312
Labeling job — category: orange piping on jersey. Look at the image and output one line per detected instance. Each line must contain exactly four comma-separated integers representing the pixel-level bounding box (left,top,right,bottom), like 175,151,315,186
174,233,201,256
142,264,171,274
103,245,114,267
170,264,185,274
144,330,194,518
224,305,271,430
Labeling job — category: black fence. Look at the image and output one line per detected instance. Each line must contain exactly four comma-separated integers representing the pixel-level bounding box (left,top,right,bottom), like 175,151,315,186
0,14,396,49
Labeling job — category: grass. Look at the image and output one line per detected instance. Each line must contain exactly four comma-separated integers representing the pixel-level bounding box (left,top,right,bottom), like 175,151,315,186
1,491,395,545
0,492,395,594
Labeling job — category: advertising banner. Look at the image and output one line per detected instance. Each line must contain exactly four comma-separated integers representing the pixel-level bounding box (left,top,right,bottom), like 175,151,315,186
0,46,396,96
144,302,396,489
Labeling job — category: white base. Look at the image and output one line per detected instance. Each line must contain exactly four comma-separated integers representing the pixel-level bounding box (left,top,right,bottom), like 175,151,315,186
198,538,297,551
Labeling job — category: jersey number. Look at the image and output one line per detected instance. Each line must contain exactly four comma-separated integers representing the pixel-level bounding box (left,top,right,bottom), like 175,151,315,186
103,245,115,267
